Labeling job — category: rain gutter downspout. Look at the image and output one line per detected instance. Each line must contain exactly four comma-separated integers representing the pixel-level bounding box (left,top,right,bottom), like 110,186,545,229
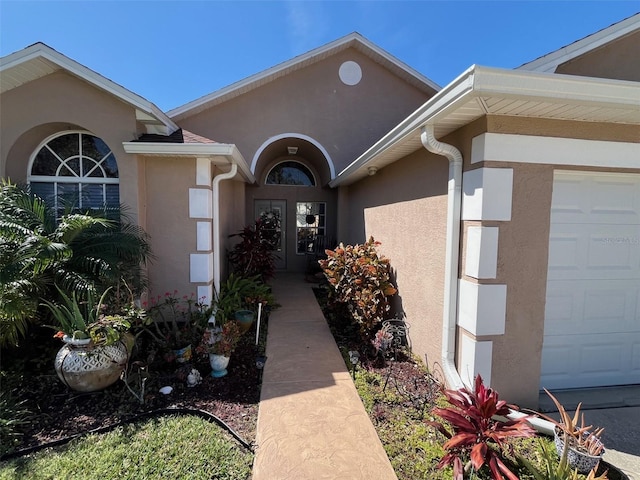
212,163,238,311
420,125,554,435
420,124,464,390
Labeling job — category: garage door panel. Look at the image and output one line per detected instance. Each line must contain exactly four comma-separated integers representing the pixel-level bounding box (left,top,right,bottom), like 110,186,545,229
545,280,639,336
542,334,640,389
542,171,640,390
548,224,640,280
551,173,640,225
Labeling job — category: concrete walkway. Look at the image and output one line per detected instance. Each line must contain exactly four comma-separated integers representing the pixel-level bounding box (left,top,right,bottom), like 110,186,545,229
252,273,397,480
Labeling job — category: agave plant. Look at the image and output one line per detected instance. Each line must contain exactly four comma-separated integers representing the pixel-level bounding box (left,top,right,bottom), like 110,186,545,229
428,375,536,480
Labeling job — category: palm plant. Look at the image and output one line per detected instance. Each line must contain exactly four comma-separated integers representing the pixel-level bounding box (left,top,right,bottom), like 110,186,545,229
0,180,152,347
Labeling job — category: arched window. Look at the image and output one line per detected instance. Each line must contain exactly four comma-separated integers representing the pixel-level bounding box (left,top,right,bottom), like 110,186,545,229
265,161,315,186
28,131,119,215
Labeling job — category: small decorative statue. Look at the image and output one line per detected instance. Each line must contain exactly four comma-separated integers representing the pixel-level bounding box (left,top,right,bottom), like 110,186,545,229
186,368,202,387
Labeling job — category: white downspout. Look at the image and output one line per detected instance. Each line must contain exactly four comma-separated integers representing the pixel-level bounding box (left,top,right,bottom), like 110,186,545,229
420,124,464,390
212,163,238,306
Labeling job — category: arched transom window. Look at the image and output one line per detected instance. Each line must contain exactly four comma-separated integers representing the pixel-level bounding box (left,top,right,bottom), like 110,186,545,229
28,131,119,214
265,161,315,186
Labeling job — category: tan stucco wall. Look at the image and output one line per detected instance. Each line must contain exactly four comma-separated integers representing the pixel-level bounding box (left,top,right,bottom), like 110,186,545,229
555,30,640,82
342,148,449,374
218,174,246,280
177,47,433,179
144,156,197,297
0,72,143,222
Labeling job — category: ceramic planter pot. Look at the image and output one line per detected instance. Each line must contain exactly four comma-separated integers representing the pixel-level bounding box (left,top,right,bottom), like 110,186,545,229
554,426,605,474
55,336,128,392
172,344,192,363
209,353,230,378
234,309,255,334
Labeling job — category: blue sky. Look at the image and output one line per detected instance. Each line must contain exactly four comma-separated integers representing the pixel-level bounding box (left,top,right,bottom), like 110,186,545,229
1,1,637,111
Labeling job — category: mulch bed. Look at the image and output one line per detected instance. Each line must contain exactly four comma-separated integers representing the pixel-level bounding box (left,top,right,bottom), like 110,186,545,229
3,326,264,456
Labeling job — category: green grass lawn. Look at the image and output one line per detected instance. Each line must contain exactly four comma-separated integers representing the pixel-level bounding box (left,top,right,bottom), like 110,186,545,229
0,415,253,480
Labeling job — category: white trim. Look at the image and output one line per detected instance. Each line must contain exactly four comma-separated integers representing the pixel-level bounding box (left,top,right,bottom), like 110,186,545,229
330,65,640,187
461,168,513,221
459,335,493,387
251,133,336,180
196,158,211,186
471,133,640,169
196,221,212,251
188,188,212,219
465,226,499,279
197,285,213,306
123,141,255,183
167,32,439,119
458,279,507,336
0,43,177,135
518,13,640,73
190,253,213,283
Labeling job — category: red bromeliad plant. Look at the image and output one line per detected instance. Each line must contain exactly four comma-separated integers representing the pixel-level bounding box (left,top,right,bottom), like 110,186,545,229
428,375,536,480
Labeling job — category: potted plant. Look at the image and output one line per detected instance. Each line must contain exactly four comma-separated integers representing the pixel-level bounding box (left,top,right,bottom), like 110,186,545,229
43,287,130,392
535,389,606,474
142,291,212,363
215,274,278,332
228,218,277,282
196,321,241,377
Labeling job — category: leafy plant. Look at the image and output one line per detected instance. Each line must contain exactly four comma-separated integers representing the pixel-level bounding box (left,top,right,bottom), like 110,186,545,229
228,218,277,282
196,322,241,357
142,291,212,351
0,180,152,347
215,273,277,325
42,286,130,345
319,237,397,338
534,389,605,456
518,438,608,480
428,374,536,480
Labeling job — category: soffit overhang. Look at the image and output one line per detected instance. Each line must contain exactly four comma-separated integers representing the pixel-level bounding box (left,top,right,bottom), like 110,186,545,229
167,32,441,121
0,42,178,136
331,65,640,187
122,141,255,183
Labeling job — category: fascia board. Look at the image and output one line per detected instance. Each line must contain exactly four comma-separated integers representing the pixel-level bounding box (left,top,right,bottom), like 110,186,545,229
472,65,640,108
122,142,255,183
1,43,178,133
168,32,440,119
330,65,640,188
518,13,640,73
329,66,477,188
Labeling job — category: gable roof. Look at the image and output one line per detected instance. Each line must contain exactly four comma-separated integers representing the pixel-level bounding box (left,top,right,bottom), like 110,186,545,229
518,13,640,73
331,65,640,187
167,32,440,121
0,42,178,136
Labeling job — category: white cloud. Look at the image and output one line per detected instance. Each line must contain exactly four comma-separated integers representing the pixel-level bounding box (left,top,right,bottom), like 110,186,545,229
285,1,329,55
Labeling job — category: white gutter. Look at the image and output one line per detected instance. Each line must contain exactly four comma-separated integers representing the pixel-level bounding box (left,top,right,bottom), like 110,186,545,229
420,124,464,390
212,163,238,306
420,125,557,435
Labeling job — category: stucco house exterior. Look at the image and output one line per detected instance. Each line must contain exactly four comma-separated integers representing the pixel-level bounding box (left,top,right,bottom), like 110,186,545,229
1,14,638,407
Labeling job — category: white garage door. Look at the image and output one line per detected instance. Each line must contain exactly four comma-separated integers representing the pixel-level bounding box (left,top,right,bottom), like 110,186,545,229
541,171,640,390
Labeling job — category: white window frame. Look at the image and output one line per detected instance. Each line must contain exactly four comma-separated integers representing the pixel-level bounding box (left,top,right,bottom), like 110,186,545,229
265,160,317,187
27,130,119,213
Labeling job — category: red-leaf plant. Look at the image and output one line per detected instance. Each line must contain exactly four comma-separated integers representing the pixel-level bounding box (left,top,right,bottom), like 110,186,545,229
428,375,536,480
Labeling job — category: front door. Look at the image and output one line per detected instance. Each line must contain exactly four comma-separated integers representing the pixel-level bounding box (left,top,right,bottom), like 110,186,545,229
255,200,286,270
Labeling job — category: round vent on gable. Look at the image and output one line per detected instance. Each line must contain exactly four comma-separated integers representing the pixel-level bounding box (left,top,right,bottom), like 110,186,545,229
339,61,362,86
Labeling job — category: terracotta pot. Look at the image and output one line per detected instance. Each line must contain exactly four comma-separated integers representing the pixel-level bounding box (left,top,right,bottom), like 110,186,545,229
209,353,230,378
55,336,128,392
